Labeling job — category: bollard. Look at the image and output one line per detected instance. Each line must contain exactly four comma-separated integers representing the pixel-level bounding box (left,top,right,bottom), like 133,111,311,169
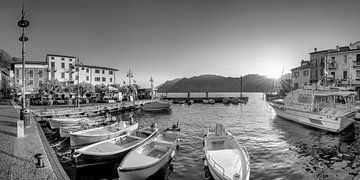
34,153,44,168
23,109,30,128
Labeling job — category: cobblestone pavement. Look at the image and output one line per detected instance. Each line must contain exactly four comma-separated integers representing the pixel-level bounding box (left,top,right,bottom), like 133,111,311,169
0,100,57,180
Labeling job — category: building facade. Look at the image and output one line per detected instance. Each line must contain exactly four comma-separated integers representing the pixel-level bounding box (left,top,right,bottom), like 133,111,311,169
309,48,336,83
11,61,48,91
46,54,118,86
291,60,310,89
0,68,10,98
325,41,360,89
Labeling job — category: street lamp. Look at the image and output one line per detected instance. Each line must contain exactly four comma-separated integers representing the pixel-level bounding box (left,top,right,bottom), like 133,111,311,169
150,76,154,99
126,70,133,101
18,4,29,121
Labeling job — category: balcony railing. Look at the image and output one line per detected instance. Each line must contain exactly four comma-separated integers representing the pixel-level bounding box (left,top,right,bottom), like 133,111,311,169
328,62,337,69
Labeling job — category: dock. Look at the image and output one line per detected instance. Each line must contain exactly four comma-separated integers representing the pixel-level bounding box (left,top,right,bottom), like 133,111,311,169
0,99,69,180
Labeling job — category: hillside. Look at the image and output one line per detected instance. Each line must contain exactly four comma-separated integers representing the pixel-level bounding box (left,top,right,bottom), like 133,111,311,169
157,74,276,92
0,49,13,68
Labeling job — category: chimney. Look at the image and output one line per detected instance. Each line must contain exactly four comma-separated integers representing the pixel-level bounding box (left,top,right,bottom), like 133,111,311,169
314,48,317,52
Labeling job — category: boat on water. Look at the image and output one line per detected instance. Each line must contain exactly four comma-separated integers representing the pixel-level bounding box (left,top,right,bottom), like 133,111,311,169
49,116,109,130
203,99,210,104
59,118,113,138
222,98,230,105
187,100,194,105
70,121,138,148
230,98,239,105
203,123,250,180
141,101,171,112
270,85,357,133
118,125,181,180
73,124,159,162
209,99,216,104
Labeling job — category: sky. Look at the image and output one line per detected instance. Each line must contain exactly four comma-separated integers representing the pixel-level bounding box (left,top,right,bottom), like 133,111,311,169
1,0,360,88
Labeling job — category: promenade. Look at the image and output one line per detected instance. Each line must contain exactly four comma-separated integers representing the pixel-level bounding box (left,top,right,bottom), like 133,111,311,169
0,99,68,180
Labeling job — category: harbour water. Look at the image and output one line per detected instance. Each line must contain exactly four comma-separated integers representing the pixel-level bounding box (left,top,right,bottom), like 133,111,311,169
45,92,360,180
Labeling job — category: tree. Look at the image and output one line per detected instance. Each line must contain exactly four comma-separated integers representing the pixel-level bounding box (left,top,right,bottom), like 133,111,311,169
38,80,62,96
74,83,94,97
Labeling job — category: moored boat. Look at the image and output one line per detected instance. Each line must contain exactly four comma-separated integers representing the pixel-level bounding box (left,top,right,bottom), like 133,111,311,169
204,123,250,180
118,125,180,180
222,97,230,105
270,85,357,133
203,99,210,104
59,117,112,138
50,116,110,130
73,124,159,162
70,121,138,148
230,98,239,105
141,101,171,112
209,99,216,104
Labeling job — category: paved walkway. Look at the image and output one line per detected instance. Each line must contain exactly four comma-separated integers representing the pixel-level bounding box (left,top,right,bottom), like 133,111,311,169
0,99,61,179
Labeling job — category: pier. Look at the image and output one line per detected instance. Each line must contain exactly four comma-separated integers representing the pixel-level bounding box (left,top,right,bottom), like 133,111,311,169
0,99,154,179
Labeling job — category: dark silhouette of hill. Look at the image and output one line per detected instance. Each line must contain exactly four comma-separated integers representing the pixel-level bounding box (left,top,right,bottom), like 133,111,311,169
0,49,14,68
158,74,273,92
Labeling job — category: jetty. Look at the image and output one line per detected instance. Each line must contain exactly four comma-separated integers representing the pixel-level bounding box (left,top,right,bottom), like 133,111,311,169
0,99,154,179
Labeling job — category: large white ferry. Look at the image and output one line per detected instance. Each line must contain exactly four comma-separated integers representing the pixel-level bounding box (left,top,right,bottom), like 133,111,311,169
270,85,357,133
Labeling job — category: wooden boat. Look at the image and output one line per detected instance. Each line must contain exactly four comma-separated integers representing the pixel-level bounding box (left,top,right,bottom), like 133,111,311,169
59,118,113,138
73,124,159,162
209,99,216,104
141,101,171,112
70,121,138,148
204,123,250,180
49,116,109,130
118,125,180,180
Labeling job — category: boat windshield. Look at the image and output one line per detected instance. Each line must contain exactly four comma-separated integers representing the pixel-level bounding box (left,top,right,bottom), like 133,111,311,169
313,95,334,111
313,94,355,112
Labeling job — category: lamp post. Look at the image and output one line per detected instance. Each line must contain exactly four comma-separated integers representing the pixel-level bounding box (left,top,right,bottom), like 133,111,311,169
18,5,29,121
126,70,133,101
150,76,154,100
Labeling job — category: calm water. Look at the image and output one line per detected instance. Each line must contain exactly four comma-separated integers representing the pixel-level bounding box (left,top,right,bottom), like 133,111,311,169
46,92,360,180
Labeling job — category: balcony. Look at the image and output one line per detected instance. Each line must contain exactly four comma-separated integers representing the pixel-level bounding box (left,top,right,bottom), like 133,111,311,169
353,61,360,68
328,62,337,70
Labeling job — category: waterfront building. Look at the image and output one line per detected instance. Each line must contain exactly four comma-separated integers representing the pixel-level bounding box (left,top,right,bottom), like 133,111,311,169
291,60,310,90
77,64,118,85
46,54,77,86
325,41,360,93
46,54,118,86
309,48,336,84
11,60,48,91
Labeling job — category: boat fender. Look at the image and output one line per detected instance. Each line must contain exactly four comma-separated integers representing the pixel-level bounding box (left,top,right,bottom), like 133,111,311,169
72,152,81,163
170,150,176,158
203,157,208,167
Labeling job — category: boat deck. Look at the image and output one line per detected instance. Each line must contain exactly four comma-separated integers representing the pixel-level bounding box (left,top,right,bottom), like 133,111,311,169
208,149,245,179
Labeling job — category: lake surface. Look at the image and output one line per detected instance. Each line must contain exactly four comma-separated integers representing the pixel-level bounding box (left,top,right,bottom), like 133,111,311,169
46,92,360,180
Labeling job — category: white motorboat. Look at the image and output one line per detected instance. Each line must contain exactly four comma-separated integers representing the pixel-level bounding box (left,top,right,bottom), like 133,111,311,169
204,124,250,180
118,125,180,180
73,124,159,162
141,101,171,112
70,121,138,148
49,115,110,130
270,85,357,133
59,118,111,138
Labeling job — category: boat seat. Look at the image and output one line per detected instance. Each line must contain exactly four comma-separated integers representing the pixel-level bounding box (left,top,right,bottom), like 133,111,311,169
154,139,173,146
127,135,145,140
211,140,225,145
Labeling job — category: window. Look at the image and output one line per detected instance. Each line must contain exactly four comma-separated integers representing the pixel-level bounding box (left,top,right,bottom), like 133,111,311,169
86,76,89,81
69,63,73,69
303,70,309,76
102,77,106,82
344,55,347,64
51,56,54,60
39,80,42,86
38,70,43,78
76,76,79,80
320,58,324,67
343,71,348,79
51,62,55,69
61,62,65,68
86,68,89,73
76,67,79,72
61,58,64,60
16,69,19,78
69,73,72,80
320,70,324,76
95,77,100,81
109,71,113,75
331,57,335,62
331,72,335,78
69,59,72,62
61,72,65,78
95,69,100,74
357,70,360,77
110,78,112,82
294,72,299,77
102,70,105,74
29,80,33,86
315,70,318,78
29,69,34,78
51,72,55,79
357,54,360,62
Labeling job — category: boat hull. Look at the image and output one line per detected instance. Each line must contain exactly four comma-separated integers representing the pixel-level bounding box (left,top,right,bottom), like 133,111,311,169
141,101,171,112
270,104,354,133
49,118,82,129
70,123,138,148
